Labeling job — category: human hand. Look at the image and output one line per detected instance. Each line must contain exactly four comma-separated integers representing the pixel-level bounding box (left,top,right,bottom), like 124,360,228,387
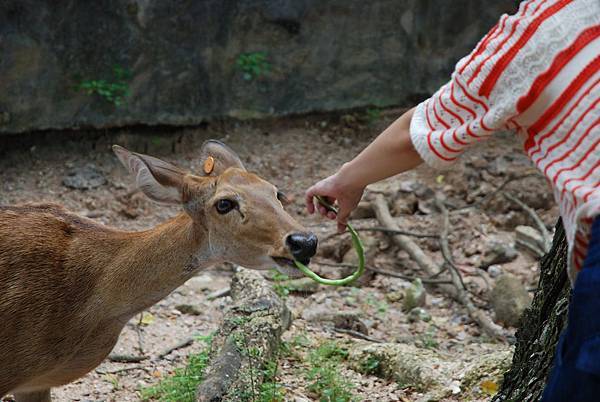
305,167,365,233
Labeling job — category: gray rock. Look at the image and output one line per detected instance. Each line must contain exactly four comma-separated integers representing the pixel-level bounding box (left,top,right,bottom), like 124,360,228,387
62,164,106,190
386,290,404,303
490,274,531,327
350,201,375,219
0,1,517,134
408,307,431,323
175,304,202,316
487,265,503,278
392,193,418,215
481,241,518,268
185,274,214,293
515,225,546,257
403,278,427,312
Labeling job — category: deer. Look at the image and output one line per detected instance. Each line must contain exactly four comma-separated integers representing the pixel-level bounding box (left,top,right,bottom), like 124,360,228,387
0,140,318,402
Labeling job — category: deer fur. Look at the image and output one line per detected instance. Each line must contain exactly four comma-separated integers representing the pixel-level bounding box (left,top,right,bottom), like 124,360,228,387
0,141,312,401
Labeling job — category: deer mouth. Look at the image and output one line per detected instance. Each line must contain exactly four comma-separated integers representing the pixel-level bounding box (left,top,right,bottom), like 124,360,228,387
271,256,306,278
272,256,297,267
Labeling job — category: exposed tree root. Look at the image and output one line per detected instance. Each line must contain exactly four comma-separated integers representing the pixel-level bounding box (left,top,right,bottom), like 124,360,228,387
371,194,506,341
196,267,291,402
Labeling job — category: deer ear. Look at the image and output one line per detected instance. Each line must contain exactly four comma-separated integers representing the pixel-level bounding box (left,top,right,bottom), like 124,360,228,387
113,145,185,204
199,140,246,176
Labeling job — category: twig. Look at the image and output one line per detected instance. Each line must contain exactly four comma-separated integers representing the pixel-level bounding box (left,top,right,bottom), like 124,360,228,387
207,287,231,300
96,364,145,375
434,195,506,341
371,194,458,298
108,354,148,363
439,253,466,289
367,266,453,285
428,265,449,279
135,313,145,356
502,192,551,252
434,204,467,291
156,336,195,359
333,328,384,343
453,173,540,212
355,227,439,239
313,259,453,284
321,225,439,243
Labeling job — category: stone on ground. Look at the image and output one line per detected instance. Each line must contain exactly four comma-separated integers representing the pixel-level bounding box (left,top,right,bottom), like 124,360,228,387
490,274,532,327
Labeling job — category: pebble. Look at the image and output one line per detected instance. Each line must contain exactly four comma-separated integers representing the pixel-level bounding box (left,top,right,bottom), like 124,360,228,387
408,307,431,323
63,164,107,190
490,274,532,327
403,278,427,312
481,241,518,268
487,265,503,278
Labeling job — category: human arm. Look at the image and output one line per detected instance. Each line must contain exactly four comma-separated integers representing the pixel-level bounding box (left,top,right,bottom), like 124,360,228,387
305,1,550,231
305,107,423,232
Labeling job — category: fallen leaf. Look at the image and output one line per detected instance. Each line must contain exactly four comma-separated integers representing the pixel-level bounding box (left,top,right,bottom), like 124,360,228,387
436,174,445,184
481,379,499,395
140,312,155,326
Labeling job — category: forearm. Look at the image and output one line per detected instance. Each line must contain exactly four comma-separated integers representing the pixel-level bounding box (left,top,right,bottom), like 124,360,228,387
337,108,423,188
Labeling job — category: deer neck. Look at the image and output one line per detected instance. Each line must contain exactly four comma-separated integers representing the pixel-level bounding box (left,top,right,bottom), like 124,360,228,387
101,213,215,320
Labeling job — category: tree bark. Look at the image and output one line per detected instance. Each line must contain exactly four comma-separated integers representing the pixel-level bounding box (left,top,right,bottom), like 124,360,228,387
494,220,570,401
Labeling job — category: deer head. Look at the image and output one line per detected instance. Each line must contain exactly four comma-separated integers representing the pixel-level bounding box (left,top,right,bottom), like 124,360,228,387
113,140,316,275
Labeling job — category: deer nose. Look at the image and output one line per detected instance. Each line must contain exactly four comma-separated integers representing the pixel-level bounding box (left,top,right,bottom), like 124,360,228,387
286,232,318,264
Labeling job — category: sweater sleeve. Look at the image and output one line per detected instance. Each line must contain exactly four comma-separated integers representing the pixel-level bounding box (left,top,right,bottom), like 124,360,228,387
409,76,498,169
409,0,544,169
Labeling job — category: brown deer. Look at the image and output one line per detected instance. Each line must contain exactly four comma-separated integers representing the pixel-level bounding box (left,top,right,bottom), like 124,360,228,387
0,140,317,402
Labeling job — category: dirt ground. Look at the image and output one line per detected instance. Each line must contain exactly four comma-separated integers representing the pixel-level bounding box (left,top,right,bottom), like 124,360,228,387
0,110,558,401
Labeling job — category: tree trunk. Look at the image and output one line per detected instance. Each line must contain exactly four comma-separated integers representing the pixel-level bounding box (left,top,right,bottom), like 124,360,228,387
494,220,570,401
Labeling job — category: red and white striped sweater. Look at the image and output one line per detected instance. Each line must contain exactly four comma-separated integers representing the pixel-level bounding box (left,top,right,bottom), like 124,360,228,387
409,0,600,284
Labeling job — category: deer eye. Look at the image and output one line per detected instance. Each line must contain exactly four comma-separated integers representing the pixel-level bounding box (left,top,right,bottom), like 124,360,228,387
276,190,288,204
215,199,237,214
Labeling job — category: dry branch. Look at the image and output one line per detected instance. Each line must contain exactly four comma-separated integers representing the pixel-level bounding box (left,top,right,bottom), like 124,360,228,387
453,173,541,212
313,259,453,285
207,287,231,300
334,328,384,343
503,192,552,252
372,194,457,298
196,267,291,402
355,227,439,238
107,354,147,363
95,365,145,375
321,226,438,243
157,336,195,360
434,196,506,341
371,194,506,341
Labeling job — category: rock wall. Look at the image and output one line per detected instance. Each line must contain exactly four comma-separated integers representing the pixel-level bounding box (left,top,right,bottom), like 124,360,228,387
0,0,517,134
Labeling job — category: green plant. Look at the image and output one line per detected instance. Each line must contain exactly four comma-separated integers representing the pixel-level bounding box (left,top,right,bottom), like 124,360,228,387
102,373,121,390
234,332,286,402
305,341,355,402
360,355,381,376
420,325,439,350
294,196,366,286
141,335,212,401
271,270,291,299
257,360,286,402
236,52,271,80
365,107,382,124
78,65,131,106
